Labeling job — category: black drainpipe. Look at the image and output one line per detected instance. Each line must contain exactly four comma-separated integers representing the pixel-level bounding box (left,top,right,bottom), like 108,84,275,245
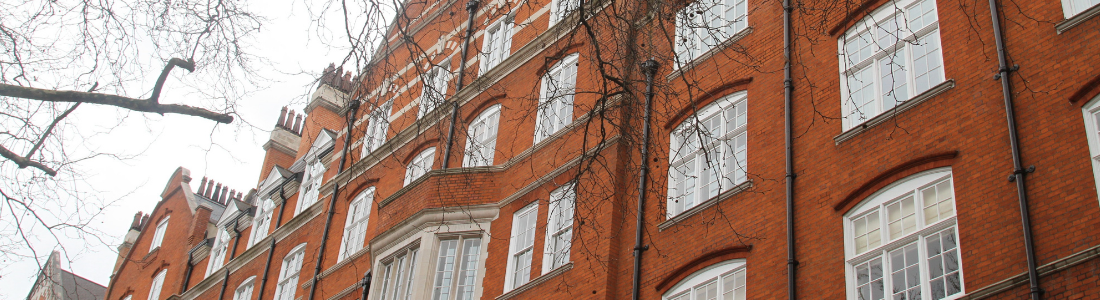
987,1,1040,299
358,272,372,300
307,100,360,300
442,0,481,169
180,251,194,293
783,0,797,299
630,59,658,300
257,186,290,300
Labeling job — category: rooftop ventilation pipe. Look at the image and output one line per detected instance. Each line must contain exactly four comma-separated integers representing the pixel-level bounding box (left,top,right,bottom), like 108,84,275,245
987,0,1041,299
307,99,360,300
630,58,658,300
443,0,481,169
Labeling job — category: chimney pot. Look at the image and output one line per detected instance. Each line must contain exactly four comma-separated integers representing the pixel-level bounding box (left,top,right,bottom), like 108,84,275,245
286,110,296,129
212,183,222,200
293,115,303,133
197,177,208,195
278,107,288,129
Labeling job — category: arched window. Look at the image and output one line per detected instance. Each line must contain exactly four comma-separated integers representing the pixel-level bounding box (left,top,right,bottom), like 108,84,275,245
534,53,578,144
419,60,453,119
274,244,307,300
147,268,167,300
233,276,257,300
463,105,502,167
844,168,962,300
339,187,374,261
405,147,436,186
662,259,747,300
667,91,748,217
675,0,748,64
1081,96,1100,203
839,0,944,130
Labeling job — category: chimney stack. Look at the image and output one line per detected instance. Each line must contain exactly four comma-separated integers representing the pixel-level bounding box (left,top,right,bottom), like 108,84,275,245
197,177,208,195
277,107,288,128
292,114,303,133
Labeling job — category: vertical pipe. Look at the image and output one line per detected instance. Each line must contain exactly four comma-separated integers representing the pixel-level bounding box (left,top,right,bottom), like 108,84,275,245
987,1,1041,299
783,0,797,299
443,0,481,170
631,59,659,300
307,100,360,300
181,252,194,294
257,190,289,300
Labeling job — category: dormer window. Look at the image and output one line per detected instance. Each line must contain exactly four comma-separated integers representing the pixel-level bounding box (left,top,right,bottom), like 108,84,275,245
297,158,326,216
249,198,275,247
206,227,232,277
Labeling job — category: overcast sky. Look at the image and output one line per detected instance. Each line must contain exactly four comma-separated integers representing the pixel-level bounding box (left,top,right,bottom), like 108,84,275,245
2,0,364,296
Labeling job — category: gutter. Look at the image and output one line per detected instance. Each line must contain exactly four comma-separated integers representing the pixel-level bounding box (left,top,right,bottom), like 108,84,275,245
987,1,1041,299
630,59,658,300
442,0,481,169
306,99,360,300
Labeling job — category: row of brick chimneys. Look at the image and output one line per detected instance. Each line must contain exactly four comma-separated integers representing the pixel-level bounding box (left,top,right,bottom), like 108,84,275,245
130,212,149,231
276,107,303,135
322,63,356,93
196,177,243,205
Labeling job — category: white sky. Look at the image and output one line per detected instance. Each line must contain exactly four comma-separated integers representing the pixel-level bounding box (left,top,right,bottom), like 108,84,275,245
2,0,365,296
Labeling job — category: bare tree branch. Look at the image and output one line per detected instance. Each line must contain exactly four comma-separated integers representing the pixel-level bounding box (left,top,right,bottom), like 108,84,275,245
0,144,56,176
0,82,234,124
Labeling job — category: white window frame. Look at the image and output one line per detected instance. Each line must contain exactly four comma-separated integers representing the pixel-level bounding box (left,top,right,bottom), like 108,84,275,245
1062,0,1100,18
480,16,514,75
273,244,307,300
430,236,483,300
249,198,275,247
362,100,394,158
503,202,538,291
662,259,747,300
844,168,964,300
549,0,580,26
534,53,579,144
377,245,421,300
149,217,169,252
147,269,167,300
206,226,233,277
233,276,257,300
674,0,749,64
339,187,375,261
297,158,326,216
419,60,453,119
666,91,748,218
463,104,501,167
405,147,436,186
839,0,945,131
1082,96,1100,205
542,183,575,273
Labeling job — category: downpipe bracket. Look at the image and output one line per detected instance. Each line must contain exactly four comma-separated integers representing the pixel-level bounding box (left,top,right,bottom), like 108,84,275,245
994,64,1020,80
1008,165,1036,182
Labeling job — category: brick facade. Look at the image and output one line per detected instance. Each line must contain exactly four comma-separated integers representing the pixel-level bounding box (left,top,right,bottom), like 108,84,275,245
105,0,1100,299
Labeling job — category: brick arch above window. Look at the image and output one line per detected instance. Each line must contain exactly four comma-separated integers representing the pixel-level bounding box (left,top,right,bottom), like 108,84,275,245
1069,72,1100,106
833,151,958,213
828,0,893,36
663,77,753,130
462,94,507,123
535,45,585,76
655,246,752,294
399,139,441,165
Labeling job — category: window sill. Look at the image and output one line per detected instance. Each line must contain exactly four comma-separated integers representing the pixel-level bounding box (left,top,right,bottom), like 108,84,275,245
658,180,753,232
497,262,573,300
834,79,955,145
666,27,754,82
1056,4,1100,34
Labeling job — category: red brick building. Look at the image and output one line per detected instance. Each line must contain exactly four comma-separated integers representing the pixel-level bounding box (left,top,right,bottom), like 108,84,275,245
104,0,1100,299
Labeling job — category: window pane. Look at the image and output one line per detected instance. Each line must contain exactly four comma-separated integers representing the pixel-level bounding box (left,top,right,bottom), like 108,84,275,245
432,240,459,300
889,243,921,299
879,51,908,111
456,238,482,300
855,257,884,300
927,229,962,300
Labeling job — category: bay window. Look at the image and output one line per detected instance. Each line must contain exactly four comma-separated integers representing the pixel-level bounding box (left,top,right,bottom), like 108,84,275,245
431,236,483,300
